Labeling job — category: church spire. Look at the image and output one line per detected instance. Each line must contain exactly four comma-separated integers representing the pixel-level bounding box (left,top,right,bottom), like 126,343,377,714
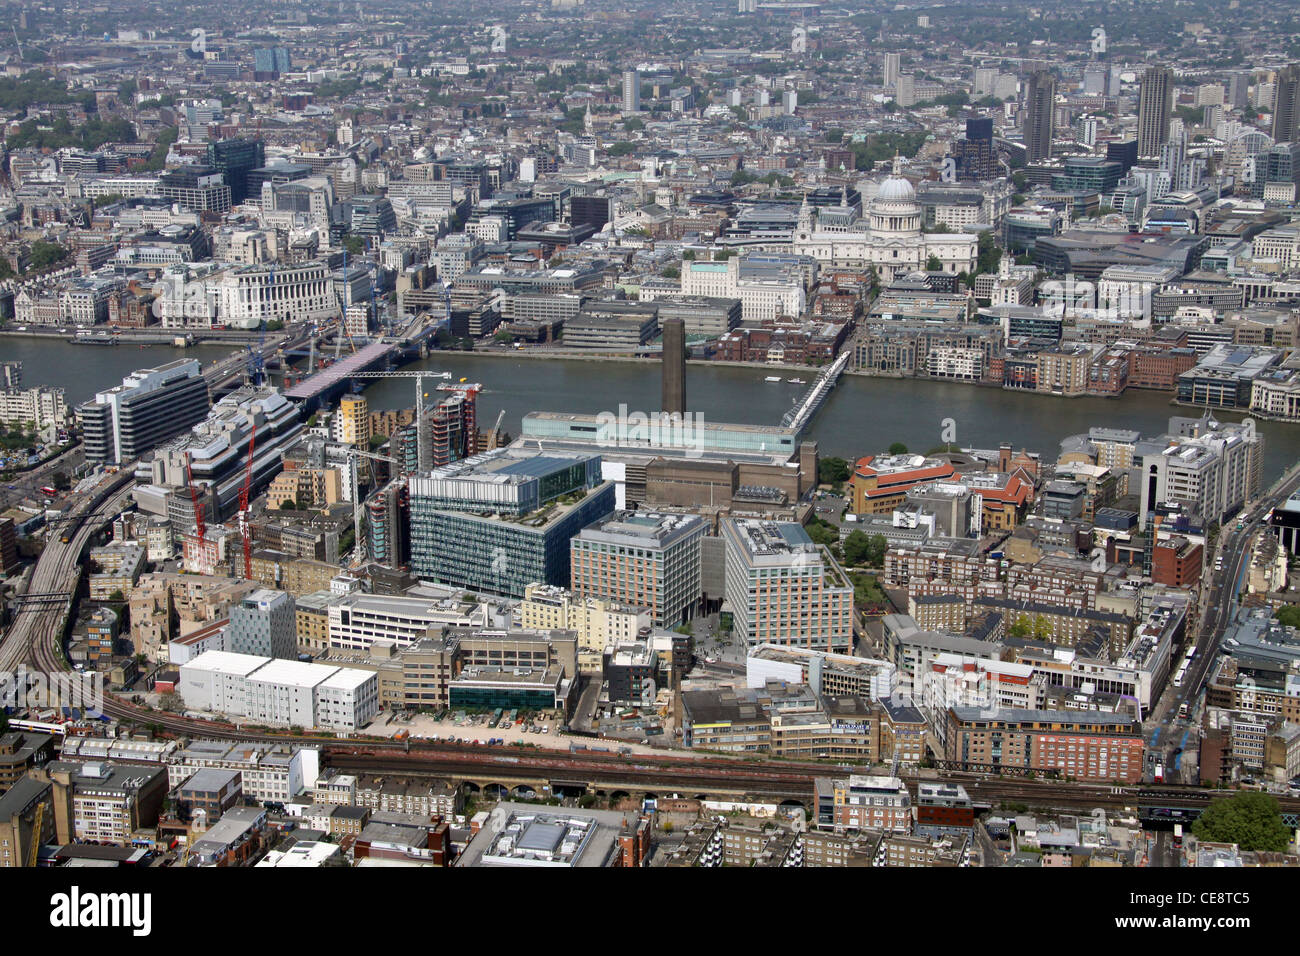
797,190,813,234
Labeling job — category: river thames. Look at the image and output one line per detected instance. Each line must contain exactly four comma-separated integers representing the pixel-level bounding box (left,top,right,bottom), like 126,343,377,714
8,339,1300,484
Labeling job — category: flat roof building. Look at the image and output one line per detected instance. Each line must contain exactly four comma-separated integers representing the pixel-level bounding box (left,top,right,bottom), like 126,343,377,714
570,511,705,628
721,518,853,652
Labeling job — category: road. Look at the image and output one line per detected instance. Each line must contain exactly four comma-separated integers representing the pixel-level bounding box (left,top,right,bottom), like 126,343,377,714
1144,460,1300,781
0,442,85,513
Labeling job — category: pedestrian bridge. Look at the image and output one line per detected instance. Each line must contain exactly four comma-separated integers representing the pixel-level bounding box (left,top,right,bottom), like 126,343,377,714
783,351,851,434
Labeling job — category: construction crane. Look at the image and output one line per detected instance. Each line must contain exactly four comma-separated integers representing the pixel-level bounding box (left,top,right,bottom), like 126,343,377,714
334,444,399,567
25,801,45,868
185,451,207,555
245,321,267,386
487,408,506,450
237,427,257,579
346,370,452,473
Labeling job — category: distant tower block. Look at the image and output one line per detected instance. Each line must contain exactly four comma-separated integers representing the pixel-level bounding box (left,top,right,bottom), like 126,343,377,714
489,25,507,53
791,26,807,54
661,317,686,416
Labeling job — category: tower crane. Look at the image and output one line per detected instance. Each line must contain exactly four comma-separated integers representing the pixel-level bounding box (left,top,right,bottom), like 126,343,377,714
487,408,506,450
345,370,452,473
237,427,257,579
25,801,45,868
185,450,207,556
332,444,400,567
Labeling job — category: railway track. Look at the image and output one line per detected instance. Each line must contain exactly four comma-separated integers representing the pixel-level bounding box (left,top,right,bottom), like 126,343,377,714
11,473,1300,813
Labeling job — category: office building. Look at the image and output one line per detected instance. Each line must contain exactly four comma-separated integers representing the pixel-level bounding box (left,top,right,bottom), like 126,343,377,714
134,386,303,532
408,448,616,597
166,740,318,803
520,584,651,673
206,138,266,205
34,760,168,846
228,589,297,660
814,774,913,832
570,511,705,628
953,116,999,182
0,385,67,434
721,518,854,652
943,707,1145,783
1023,71,1056,162
179,650,379,731
1138,415,1262,529
457,803,635,867
1137,66,1173,159
76,360,212,465
253,47,292,78
158,164,232,214
1273,64,1300,146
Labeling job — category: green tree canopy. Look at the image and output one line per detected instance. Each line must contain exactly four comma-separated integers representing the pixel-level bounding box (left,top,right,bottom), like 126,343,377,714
818,456,850,484
888,442,909,455
1191,792,1291,852
804,517,839,548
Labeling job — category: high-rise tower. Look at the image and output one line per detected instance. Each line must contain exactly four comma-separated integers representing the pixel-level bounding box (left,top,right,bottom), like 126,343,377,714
1138,66,1174,159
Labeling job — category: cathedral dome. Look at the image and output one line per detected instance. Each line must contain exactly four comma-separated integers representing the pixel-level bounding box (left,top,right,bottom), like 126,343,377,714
875,174,916,203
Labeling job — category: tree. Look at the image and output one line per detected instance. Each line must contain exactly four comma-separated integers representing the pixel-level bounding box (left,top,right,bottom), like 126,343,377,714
888,442,908,455
804,517,839,548
843,529,871,566
818,456,850,484
280,499,297,510
1191,792,1291,852
1275,605,1300,629
865,534,888,567
925,254,943,271
51,470,70,490
29,241,70,271
342,235,365,257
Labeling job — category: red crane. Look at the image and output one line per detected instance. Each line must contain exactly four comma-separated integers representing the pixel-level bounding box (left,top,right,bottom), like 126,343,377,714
238,427,257,579
185,451,206,553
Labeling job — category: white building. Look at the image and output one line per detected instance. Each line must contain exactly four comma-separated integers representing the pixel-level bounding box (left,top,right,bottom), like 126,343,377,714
155,260,339,330
179,650,379,731
327,592,492,652
1138,417,1262,528
166,740,319,802
177,649,270,714
790,159,978,281
918,652,1042,750
0,385,68,432
678,256,805,323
